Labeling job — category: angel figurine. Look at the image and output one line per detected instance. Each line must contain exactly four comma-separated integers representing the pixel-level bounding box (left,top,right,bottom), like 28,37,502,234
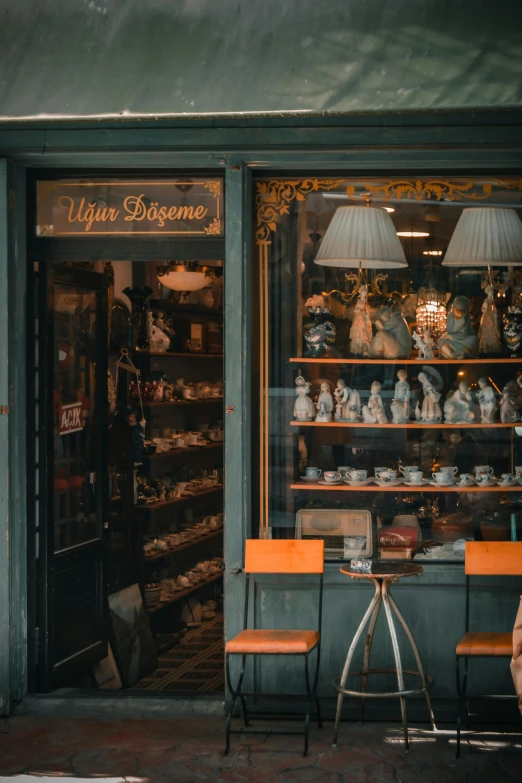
478,284,502,355
342,386,362,422
477,377,498,423
349,285,372,357
418,371,442,423
412,327,435,360
316,382,334,422
293,376,315,421
444,382,475,423
438,296,478,359
500,384,519,423
362,381,388,424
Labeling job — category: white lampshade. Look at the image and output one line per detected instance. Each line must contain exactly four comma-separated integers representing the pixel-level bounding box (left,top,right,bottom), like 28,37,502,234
443,207,522,267
157,264,210,292
315,206,407,269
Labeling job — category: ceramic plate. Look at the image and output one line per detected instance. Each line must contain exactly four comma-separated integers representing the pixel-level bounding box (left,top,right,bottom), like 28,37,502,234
403,479,429,487
318,479,343,486
373,479,403,487
300,476,321,482
456,481,476,488
496,480,517,487
428,480,455,487
344,479,373,486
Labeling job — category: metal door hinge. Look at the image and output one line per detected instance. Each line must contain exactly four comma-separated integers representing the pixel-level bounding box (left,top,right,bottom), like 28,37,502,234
0,405,9,415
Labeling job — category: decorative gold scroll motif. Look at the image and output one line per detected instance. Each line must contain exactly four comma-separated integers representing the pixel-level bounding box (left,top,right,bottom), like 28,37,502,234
345,178,522,203
203,218,221,235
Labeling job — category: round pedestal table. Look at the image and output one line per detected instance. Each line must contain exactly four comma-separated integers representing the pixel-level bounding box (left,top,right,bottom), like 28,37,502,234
332,561,436,751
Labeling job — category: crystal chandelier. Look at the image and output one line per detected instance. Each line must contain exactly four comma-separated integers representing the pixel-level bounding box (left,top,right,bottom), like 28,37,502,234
415,286,447,339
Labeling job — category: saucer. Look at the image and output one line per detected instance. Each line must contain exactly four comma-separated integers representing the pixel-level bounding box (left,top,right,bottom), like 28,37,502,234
300,475,322,482
373,479,403,487
318,479,343,486
475,480,495,487
344,479,373,487
403,479,429,487
456,481,476,488
428,480,455,487
497,480,516,487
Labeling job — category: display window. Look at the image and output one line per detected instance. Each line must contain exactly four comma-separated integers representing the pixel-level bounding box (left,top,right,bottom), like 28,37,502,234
254,176,522,562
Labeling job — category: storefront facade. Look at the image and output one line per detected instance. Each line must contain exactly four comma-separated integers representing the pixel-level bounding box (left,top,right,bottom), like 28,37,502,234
1,0,522,722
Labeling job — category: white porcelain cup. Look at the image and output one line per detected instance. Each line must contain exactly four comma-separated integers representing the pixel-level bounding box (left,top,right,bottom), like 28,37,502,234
458,473,474,486
432,472,452,484
348,469,367,482
305,466,321,478
399,465,419,476
374,467,387,477
338,466,351,478
501,473,516,484
324,471,341,483
406,470,423,483
440,466,458,476
376,469,397,483
475,465,494,476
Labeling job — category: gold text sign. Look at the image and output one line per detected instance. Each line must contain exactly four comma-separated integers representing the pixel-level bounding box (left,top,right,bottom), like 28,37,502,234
37,179,223,236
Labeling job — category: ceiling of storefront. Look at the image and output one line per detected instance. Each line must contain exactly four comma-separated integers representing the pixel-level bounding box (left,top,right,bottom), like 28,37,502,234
0,0,521,121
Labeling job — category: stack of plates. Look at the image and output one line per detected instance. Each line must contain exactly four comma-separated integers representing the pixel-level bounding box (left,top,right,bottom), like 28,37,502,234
144,582,162,610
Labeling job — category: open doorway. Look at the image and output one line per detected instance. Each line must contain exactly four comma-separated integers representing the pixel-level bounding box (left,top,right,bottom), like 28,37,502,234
28,174,225,696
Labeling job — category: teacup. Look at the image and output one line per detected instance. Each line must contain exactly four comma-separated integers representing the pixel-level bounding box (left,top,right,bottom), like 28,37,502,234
515,466,522,483
405,470,423,484
399,465,419,477
475,474,495,486
177,575,190,588
324,471,341,483
375,469,397,483
337,466,351,478
500,473,516,485
440,466,458,476
374,467,387,477
458,473,474,486
432,472,453,484
305,466,321,479
475,465,494,476
348,469,367,482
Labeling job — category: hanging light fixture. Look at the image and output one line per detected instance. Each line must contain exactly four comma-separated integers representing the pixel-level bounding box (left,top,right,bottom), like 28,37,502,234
157,262,212,303
314,206,407,269
442,207,522,267
415,285,448,339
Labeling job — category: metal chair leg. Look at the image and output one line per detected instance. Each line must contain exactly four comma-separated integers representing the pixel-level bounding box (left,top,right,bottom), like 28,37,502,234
303,653,312,756
225,652,249,754
312,646,323,729
360,593,382,724
333,579,381,747
383,580,409,752
388,593,436,731
455,654,463,759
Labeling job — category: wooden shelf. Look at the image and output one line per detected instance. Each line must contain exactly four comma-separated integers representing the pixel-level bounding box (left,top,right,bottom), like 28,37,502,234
147,352,223,358
135,485,223,511
144,528,223,562
143,398,223,409
143,442,223,460
289,357,521,365
149,300,223,319
147,571,223,613
290,421,520,429
291,482,522,493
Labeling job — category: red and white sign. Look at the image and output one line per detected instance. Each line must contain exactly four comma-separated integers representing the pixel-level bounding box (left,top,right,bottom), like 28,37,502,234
59,401,84,435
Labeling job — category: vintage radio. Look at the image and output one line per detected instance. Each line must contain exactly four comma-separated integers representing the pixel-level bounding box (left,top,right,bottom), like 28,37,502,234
295,508,372,558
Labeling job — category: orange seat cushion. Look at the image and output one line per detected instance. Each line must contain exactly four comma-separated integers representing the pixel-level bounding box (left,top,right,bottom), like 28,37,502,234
226,630,320,654
456,632,513,657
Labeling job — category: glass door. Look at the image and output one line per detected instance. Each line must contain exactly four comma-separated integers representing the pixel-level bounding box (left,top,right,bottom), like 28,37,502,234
38,264,108,689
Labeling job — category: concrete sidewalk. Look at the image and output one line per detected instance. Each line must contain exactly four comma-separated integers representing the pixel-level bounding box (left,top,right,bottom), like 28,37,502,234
0,715,521,782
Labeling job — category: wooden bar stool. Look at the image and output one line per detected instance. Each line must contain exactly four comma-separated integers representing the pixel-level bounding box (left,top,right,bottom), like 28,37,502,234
455,541,522,758
225,539,324,755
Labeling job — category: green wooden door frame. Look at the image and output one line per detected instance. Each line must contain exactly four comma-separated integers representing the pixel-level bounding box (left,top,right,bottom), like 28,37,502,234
1,116,522,709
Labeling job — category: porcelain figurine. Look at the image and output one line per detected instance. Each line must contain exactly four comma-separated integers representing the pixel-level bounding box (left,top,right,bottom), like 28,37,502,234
503,301,522,357
334,379,349,421
391,399,409,424
393,369,411,422
293,376,315,421
477,377,498,423
438,296,478,359
349,285,372,357
412,327,435,360
368,304,411,359
478,284,502,355
444,382,475,423
316,382,334,422
418,371,442,423
303,295,337,357
362,381,388,424
342,386,362,422
500,385,519,423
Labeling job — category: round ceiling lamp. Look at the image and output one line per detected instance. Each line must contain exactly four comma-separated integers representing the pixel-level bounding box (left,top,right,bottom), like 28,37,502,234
314,206,407,269
157,263,211,302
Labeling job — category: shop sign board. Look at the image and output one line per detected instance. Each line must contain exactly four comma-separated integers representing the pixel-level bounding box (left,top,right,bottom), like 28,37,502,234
59,401,84,436
36,179,223,237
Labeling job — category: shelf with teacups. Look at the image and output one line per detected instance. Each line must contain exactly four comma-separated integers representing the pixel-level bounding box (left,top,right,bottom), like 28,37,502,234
289,357,522,365
291,421,519,429
143,513,224,561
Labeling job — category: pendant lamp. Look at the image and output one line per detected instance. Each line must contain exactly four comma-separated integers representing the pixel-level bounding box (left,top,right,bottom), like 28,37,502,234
314,206,407,269
442,207,522,267
157,263,211,303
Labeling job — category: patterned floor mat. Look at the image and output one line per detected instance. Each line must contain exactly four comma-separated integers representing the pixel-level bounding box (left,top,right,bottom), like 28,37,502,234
133,612,224,693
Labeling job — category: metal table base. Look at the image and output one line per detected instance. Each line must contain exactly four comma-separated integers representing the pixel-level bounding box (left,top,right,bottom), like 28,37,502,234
333,563,436,751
